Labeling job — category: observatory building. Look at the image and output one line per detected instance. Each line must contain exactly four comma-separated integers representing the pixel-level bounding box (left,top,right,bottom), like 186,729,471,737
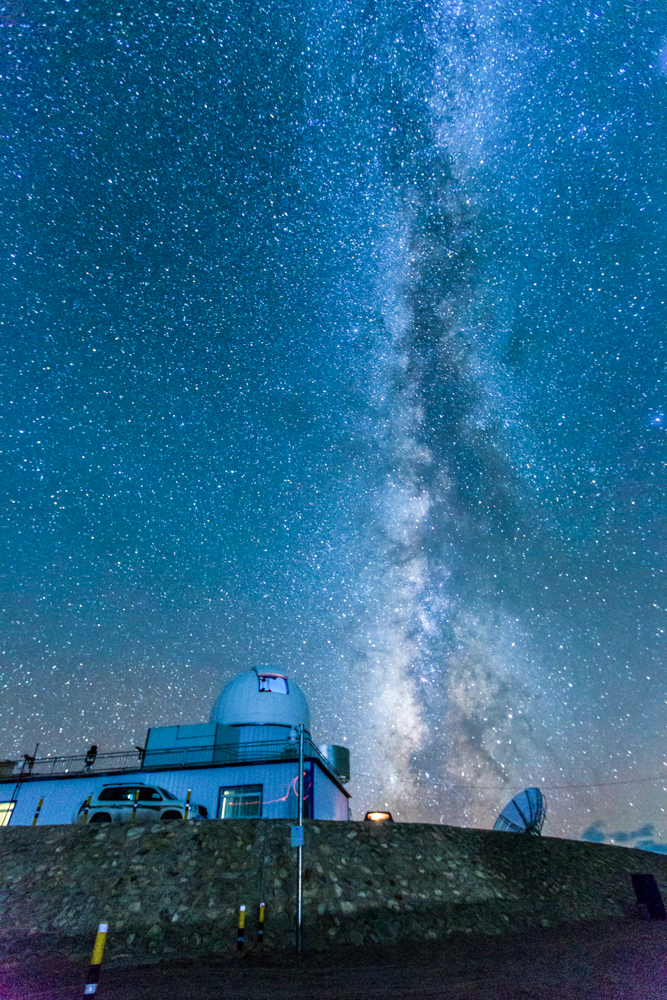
0,666,350,826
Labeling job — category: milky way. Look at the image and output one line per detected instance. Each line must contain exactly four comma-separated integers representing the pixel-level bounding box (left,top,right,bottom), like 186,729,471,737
2,0,666,843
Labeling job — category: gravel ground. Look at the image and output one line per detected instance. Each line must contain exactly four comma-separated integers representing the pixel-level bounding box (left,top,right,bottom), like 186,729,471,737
2,918,667,1000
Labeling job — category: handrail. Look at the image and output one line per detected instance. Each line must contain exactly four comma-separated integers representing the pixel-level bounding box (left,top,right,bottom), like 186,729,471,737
0,737,345,784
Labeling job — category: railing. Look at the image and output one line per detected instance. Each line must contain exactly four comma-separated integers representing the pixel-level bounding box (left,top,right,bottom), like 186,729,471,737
0,738,346,784
1,750,144,779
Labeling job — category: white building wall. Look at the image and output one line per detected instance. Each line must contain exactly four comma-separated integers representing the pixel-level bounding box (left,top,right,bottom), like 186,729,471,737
1,758,348,826
313,764,349,821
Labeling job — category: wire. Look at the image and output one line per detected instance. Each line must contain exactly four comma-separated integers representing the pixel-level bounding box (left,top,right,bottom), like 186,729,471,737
443,775,667,791
352,772,667,791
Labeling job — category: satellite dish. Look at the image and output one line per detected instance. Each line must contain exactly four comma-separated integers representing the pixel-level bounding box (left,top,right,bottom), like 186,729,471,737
493,787,546,836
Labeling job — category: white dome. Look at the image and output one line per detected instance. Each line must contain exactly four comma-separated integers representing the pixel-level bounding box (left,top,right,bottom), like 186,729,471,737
209,667,311,731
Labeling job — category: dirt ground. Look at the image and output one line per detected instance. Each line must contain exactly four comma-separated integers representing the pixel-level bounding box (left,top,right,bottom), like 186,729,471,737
2,918,667,1000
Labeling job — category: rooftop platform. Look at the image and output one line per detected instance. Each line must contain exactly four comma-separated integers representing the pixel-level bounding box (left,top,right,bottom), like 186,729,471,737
0,736,348,792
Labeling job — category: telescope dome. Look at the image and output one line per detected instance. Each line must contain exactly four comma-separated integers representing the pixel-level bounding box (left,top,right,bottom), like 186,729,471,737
209,666,310,731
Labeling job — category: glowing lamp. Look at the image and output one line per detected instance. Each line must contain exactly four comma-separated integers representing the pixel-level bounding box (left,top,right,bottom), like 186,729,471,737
364,810,393,822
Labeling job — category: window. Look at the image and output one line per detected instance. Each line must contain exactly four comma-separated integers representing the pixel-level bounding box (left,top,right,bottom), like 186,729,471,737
99,785,167,802
98,786,140,802
0,802,14,827
158,787,178,800
219,784,263,819
99,786,136,802
258,673,288,694
137,787,163,801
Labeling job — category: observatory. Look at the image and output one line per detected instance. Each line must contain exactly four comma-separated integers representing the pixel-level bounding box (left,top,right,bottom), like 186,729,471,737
0,666,350,826
210,666,310,731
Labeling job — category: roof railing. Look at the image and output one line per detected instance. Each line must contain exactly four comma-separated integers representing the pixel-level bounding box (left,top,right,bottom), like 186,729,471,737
0,737,346,784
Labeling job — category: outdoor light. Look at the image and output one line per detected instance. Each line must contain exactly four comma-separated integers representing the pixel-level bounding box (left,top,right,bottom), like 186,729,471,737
364,810,393,822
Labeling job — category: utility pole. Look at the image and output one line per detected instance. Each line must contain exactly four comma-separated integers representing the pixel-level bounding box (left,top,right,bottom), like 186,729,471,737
296,722,304,953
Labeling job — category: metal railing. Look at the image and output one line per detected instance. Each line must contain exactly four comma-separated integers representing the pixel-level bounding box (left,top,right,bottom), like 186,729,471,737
0,737,346,784
1,751,143,779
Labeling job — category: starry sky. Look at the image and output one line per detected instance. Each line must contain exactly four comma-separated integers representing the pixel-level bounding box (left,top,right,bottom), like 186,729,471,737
2,0,666,841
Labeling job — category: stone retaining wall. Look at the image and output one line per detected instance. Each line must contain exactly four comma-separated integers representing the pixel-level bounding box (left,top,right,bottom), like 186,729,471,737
1,819,665,963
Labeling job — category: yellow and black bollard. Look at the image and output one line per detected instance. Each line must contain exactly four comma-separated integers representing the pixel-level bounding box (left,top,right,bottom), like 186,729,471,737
130,788,140,822
83,922,108,995
236,905,246,952
257,901,265,951
81,794,92,825
184,788,191,820
32,798,44,826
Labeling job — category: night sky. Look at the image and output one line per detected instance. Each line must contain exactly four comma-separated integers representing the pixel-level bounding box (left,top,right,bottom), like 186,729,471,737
2,0,666,842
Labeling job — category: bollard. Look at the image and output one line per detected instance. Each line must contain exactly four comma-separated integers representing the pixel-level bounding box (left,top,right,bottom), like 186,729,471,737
184,788,191,820
83,922,108,995
81,794,92,825
237,905,246,952
131,788,140,822
32,798,44,826
257,901,265,951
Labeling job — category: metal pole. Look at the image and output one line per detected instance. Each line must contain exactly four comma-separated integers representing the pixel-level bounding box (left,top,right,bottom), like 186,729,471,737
236,905,246,952
32,797,44,826
297,723,304,953
83,922,108,996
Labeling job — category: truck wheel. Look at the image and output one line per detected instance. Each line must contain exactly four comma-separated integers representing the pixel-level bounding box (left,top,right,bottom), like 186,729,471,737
161,810,182,820
89,812,112,823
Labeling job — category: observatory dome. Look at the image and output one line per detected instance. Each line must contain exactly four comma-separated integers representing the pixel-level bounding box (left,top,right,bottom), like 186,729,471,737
209,667,311,732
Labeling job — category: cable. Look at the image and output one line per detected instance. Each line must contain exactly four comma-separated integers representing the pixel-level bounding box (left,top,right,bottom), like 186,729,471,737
352,772,667,791
442,775,667,791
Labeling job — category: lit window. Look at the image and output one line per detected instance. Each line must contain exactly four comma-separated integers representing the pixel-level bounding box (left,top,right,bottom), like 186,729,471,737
258,673,288,694
220,784,263,819
0,802,15,827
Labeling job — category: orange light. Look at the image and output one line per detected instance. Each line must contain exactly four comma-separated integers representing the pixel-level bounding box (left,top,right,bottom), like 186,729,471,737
364,810,393,822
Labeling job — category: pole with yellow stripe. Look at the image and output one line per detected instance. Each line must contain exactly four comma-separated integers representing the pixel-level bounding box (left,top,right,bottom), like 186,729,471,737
81,794,92,825
236,904,246,952
32,798,44,826
257,901,265,951
83,922,108,995
131,788,140,822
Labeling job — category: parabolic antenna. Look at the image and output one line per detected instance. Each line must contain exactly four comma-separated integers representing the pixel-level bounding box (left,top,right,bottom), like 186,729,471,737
493,787,546,836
